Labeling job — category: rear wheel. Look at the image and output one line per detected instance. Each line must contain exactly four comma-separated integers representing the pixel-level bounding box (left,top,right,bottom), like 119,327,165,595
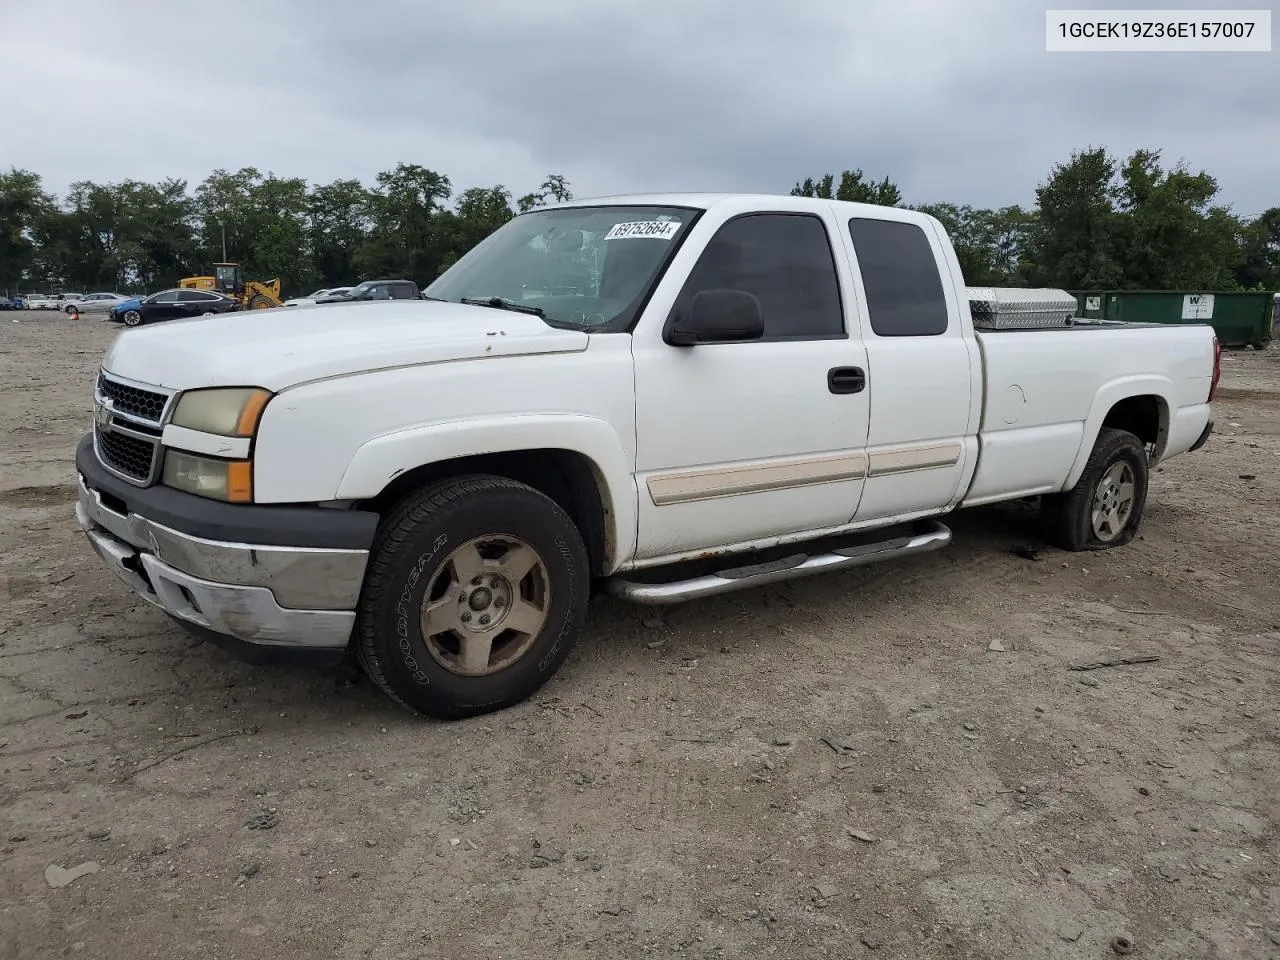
356,475,590,719
1041,427,1148,551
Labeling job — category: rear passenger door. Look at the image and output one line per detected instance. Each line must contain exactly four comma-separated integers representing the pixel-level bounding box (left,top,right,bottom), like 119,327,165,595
631,204,872,561
839,214,981,522
176,290,217,317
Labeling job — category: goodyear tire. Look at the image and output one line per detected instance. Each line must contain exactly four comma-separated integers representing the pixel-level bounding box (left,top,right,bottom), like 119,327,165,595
356,475,589,720
1041,428,1149,552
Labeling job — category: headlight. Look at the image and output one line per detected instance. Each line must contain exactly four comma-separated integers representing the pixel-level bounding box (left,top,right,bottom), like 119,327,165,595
170,387,272,437
162,451,253,503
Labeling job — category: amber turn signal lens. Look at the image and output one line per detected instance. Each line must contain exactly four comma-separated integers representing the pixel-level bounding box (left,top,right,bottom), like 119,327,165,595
227,461,253,502
235,390,272,437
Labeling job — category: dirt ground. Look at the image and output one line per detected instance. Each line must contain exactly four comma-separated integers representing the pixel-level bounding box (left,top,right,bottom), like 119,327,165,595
1,310,1277,960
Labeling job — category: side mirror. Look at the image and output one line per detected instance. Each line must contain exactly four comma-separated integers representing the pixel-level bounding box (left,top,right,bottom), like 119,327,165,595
666,289,765,346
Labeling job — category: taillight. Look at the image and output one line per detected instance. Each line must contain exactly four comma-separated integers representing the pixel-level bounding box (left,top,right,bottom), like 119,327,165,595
1207,336,1222,402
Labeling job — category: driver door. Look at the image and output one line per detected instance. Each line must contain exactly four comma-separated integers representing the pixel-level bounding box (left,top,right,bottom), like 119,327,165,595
146,291,183,321
630,203,871,561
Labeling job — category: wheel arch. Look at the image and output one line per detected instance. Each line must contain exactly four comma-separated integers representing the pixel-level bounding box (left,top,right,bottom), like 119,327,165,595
1063,379,1172,491
337,416,637,577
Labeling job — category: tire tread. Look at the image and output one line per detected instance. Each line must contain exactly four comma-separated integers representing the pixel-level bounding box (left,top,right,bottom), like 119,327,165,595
1041,427,1147,552
355,474,587,719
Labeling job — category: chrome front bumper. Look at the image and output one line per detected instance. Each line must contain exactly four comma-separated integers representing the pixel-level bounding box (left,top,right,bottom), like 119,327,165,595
75,475,367,650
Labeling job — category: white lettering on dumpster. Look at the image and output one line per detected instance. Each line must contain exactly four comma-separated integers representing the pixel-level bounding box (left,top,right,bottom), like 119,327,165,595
1182,294,1215,320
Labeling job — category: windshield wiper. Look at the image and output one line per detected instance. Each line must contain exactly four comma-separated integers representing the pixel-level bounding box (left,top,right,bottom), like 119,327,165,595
460,296,545,317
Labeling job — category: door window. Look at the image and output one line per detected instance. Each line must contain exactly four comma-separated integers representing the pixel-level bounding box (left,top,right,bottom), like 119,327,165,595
673,213,844,340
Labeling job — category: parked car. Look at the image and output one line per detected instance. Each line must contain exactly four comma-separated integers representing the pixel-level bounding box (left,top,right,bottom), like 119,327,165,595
314,279,419,304
106,288,239,326
65,292,132,315
0,296,23,311
282,287,352,307
23,294,59,310
75,193,1219,720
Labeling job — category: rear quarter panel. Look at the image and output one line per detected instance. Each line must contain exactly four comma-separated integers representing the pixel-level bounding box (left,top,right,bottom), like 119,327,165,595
962,323,1214,506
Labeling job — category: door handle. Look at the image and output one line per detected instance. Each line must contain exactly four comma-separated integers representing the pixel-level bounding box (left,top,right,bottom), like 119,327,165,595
827,366,866,394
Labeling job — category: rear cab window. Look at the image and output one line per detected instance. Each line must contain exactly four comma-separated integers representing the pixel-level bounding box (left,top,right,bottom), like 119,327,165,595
847,218,949,337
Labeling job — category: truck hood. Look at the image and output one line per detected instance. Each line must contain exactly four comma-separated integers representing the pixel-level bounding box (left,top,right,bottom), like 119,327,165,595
101,300,590,392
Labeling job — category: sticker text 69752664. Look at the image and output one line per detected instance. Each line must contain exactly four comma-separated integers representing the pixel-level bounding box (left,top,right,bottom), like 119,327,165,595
604,220,680,241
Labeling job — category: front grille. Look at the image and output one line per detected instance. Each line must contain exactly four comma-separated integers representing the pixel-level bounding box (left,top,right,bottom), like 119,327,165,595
97,428,158,482
97,373,169,423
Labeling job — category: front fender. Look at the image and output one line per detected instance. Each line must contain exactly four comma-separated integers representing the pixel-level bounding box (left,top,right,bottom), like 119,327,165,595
335,414,638,569
1062,375,1173,491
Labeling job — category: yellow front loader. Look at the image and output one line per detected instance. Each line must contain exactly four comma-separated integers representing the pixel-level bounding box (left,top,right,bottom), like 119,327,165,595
179,263,281,310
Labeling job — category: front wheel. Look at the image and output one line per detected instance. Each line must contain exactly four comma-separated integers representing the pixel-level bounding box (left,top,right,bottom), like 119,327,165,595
248,295,273,310
121,309,142,326
1041,427,1149,551
356,475,590,719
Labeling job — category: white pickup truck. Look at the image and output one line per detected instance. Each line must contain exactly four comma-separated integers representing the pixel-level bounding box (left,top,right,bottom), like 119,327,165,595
75,193,1220,718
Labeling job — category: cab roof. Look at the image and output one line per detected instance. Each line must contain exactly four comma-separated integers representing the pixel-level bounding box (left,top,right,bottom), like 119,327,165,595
540,192,933,223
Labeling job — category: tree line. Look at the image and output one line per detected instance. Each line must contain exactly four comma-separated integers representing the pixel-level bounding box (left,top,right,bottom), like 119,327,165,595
791,149,1277,292
2,146,1277,298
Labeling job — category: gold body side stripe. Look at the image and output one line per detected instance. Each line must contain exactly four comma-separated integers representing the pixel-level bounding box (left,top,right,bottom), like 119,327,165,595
647,453,866,506
866,442,962,477
646,442,964,506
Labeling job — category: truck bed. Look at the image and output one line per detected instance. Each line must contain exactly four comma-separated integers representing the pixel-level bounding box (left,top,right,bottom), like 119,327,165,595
960,321,1215,507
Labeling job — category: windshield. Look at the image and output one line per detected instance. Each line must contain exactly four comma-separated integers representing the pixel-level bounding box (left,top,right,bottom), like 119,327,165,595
344,283,371,298
425,205,698,329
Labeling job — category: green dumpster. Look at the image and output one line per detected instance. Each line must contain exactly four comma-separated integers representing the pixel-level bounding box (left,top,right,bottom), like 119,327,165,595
1071,290,1275,348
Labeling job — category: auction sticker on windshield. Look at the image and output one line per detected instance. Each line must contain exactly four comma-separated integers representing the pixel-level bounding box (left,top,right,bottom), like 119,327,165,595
605,221,680,240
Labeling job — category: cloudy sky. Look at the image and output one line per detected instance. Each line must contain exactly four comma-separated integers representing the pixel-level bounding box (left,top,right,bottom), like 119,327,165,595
2,0,1276,215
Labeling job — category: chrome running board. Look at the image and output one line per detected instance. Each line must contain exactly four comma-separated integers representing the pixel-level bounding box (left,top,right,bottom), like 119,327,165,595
603,520,952,605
